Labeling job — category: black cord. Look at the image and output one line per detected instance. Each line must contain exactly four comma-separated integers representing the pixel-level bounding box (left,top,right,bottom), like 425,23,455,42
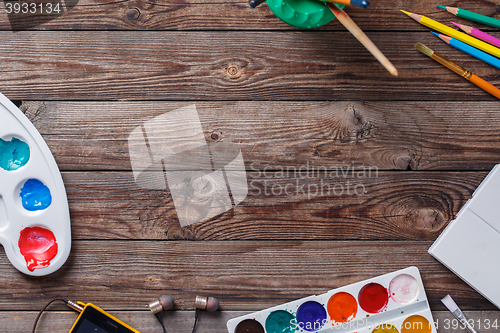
191,308,200,333
155,313,167,333
32,298,67,333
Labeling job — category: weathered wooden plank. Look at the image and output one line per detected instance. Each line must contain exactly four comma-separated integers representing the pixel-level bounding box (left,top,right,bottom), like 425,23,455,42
19,101,500,172
1,31,500,101
1,0,499,31
0,241,496,311
59,171,484,240
1,311,499,332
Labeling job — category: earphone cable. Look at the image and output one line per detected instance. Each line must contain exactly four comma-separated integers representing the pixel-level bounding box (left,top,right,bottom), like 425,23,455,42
191,308,200,333
155,313,167,333
32,298,67,333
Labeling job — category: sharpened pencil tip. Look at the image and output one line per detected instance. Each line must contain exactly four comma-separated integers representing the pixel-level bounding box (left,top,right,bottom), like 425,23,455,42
450,21,461,28
400,10,411,16
436,5,447,10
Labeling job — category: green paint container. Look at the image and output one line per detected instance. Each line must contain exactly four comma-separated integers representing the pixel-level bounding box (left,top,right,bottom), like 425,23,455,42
267,0,344,29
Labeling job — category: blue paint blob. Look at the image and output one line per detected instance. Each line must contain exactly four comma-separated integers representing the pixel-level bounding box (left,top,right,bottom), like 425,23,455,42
265,310,296,333
0,137,30,171
296,301,326,332
20,179,52,211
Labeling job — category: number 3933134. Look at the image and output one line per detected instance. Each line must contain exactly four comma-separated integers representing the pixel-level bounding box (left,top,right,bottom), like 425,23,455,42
3,0,79,30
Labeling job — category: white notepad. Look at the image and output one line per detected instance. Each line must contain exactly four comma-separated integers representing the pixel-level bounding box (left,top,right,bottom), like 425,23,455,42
429,164,500,309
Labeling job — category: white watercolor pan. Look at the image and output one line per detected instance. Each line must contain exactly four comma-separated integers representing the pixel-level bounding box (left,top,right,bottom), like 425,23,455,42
0,93,71,276
227,266,437,333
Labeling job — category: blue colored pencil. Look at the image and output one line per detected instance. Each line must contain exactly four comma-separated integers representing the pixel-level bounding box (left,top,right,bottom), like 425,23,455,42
432,31,500,70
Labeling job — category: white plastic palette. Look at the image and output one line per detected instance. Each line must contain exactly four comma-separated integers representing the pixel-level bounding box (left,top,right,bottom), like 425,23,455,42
0,93,71,276
227,266,436,333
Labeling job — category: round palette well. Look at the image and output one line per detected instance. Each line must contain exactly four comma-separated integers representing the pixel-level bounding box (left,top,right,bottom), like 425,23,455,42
358,282,389,314
327,291,358,323
265,310,295,333
373,324,400,333
266,0,345,29
235,319,265,333
296,300,327,331
401,315,431,333
0,136,30,172
18,226,58,272
389,274,420,304
19,179,52,212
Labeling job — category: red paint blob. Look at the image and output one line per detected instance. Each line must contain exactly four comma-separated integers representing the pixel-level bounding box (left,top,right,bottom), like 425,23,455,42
18,226,58,272
358,283,389,313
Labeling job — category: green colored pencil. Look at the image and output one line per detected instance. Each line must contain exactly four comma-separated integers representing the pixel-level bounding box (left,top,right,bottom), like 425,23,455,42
437,5,500,29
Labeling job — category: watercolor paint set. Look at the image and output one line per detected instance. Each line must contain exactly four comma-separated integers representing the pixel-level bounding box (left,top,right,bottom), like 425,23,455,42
0,93,71,276
227,266,436,333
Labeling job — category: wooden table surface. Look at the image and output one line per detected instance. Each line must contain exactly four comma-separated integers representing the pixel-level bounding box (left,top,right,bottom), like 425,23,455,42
1,0,500,332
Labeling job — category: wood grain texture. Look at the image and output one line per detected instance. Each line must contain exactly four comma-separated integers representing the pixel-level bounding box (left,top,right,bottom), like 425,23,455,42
1,0,500,31
1,311,499,332
19,101,500,172
0,241,497,311
60,171,484,240
1,31,500,101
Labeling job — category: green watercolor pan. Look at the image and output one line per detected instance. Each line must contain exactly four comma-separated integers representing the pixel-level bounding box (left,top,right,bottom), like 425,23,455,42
227,267,437,333
267,0,344,29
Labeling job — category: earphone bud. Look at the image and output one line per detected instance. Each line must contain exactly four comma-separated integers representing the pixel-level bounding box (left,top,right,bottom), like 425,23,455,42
194,295,219,312
148,295,219,333
149,295,174,314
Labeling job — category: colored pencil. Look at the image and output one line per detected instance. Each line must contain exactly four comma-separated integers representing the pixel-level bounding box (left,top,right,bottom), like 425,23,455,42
401,10,500,59
328,2,398,76
437,5,500,29
323,0,370,9
432,32,500,70
249,0,266,8
414,42,500,99
451,22,500,49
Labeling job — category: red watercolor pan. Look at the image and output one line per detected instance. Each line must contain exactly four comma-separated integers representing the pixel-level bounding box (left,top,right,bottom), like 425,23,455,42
358,282,389,313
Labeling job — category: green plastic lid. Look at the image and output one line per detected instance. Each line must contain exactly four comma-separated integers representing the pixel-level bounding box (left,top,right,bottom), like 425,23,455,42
267,0,344,29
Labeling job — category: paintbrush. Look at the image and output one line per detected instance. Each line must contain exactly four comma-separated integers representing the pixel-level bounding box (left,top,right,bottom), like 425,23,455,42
441,295,477,333
414,42,500,99
327,2,398,76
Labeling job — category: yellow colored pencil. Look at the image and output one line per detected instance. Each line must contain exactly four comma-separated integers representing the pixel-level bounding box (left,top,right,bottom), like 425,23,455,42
401,10,500,59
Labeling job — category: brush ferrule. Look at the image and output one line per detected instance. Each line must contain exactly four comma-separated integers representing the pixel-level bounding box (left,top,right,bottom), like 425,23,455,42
452,308,477,333
462,70,472,79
